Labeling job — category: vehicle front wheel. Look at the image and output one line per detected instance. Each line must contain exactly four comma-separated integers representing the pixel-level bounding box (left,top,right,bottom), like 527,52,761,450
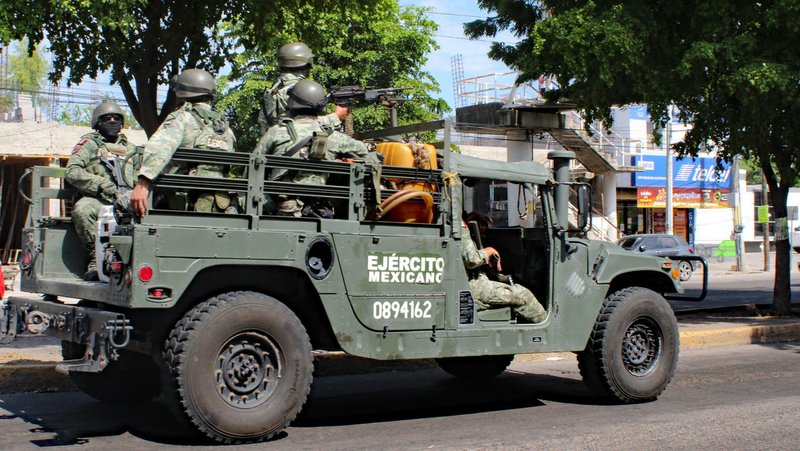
162,291,313,444
677,260,693,281
436,355,514,379
577,287,678,403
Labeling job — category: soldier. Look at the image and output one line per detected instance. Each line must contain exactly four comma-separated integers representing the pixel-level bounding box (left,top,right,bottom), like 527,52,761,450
461,220,547,323
65,101,139,280
258,42,347,133
255,80,368,218
130,68,236,217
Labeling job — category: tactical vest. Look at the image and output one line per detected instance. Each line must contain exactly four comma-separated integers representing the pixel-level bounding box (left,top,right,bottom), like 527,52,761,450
84,133,137,188
188,105,232,151
187,105,233,177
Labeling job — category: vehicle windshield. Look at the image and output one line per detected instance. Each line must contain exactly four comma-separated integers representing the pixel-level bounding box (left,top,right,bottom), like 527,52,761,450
617,237,640,250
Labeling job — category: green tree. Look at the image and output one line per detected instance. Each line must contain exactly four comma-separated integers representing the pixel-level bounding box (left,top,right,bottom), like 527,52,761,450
466,0,799,314
1,0,232,134
1,39,50,117
0,1,385,136
217,2,448,151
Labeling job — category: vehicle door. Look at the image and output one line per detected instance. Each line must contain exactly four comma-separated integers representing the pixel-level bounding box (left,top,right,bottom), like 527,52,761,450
659,236,681,257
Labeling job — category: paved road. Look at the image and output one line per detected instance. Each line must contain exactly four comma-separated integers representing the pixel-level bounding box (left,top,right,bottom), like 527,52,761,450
1,341,798,450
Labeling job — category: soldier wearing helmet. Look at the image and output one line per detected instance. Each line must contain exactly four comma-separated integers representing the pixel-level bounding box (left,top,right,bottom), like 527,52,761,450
65,101,140,280
255,80,368,218
130,68,237,217
258,42,347,133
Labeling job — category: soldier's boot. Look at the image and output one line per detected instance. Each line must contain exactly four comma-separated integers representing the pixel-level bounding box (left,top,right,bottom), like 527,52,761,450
514,302,547,324
84,251,99,282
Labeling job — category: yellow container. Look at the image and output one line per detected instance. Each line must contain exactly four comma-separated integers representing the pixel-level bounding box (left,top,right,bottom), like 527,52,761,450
375,143,438,223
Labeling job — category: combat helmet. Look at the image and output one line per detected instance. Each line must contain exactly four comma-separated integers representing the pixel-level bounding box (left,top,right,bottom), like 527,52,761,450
170,69,216,100
287,80,328,113
91,102,125,129
278,42,314,70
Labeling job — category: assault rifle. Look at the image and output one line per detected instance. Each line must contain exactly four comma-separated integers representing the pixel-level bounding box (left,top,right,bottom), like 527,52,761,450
328,86,407,106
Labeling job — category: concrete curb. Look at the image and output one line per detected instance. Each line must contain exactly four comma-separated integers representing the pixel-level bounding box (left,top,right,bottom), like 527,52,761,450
680,322,800,350
2,321,800,394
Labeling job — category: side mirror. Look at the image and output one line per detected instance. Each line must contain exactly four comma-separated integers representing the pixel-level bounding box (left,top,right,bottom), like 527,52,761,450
576,184,591,231
638,245,647,252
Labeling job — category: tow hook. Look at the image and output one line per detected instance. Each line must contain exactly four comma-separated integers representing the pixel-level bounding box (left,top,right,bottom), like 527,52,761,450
107,316,132,348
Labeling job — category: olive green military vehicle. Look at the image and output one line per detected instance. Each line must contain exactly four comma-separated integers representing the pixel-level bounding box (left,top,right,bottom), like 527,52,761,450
1,120,705,443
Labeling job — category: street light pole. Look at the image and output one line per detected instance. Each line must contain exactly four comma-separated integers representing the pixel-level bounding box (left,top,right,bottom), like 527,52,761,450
665,121,673,235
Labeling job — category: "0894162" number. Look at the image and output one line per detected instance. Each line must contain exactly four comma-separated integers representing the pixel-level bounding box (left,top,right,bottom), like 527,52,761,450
372,300,432,320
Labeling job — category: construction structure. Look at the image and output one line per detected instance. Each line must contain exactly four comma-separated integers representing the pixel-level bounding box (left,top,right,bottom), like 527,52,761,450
449,60,636,241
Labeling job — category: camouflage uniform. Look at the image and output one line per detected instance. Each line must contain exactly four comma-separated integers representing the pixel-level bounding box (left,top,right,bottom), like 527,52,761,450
258,72,341,133
65,132,139,250
255,114,368,216
461,223,547,323
137,101,237,212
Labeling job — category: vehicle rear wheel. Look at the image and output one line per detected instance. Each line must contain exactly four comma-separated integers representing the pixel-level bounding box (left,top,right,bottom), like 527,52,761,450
162,291,313,444
577,287,678,403
435,355,514,379
61,342,161,403
677,260,693,281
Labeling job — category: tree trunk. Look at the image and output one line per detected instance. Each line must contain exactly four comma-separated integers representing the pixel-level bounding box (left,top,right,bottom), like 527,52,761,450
763,168,792,315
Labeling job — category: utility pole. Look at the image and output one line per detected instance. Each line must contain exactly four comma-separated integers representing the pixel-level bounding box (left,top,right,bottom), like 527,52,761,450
732,155,743,271
761,170,771,271
665,121,673,235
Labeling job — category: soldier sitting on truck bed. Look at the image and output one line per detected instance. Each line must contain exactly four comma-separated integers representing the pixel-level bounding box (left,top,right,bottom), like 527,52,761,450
130,69,236,217
254,79,369,218
258,42,347,133
66,101,139,281
461,217,547,323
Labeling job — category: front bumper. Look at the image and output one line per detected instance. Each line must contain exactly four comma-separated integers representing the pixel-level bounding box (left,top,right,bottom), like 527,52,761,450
1,297,131,373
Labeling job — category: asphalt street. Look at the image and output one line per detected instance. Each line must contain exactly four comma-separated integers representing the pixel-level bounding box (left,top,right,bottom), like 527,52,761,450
0,341,798,449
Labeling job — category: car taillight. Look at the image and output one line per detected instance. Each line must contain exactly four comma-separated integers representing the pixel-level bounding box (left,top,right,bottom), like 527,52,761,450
689,247,694,254
21,250,32,269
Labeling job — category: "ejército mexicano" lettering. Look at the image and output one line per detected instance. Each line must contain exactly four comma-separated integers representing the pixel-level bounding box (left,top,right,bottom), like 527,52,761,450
367,254,445,284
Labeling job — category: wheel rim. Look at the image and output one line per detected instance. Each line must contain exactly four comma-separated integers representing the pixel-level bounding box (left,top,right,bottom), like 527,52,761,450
678,261,692,280
622,317,662,377
215,331,282,408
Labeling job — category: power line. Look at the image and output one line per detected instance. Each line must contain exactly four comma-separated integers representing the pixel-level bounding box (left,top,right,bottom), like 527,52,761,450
428,11,485,19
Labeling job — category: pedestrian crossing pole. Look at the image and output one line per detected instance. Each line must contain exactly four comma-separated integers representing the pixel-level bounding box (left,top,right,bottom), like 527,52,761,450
761,170,771,272
732,155,743,271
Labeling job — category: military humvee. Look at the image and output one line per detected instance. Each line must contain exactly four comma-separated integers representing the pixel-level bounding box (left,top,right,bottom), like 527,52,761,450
1,119,705,443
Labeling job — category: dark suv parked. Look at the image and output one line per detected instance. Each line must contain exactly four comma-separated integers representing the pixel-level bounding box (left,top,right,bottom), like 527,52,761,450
617,234,697,281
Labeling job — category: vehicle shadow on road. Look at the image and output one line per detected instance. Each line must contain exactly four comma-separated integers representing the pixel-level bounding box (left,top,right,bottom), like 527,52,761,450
0,392,215,447
295,368,604,428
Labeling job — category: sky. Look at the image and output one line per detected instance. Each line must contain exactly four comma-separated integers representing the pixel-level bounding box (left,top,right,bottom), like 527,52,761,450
399,0,519,110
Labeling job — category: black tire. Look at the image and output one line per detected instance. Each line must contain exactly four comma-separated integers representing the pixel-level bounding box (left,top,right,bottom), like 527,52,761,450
677,260,693,281
577,287,678,403
162,291,313,444
61,341,162,403
436,355,514,379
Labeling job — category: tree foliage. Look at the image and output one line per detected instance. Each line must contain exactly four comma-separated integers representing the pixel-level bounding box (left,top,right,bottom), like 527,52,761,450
217,2,448,151
466,0,800,313
1,39,50,116
0,1,446,141
0,0,242,135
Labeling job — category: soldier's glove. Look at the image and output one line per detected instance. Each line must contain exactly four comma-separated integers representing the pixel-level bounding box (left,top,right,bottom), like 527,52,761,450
99,180,120,203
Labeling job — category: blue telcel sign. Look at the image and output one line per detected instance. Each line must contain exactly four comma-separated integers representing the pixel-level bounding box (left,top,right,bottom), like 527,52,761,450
632,155,733,190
